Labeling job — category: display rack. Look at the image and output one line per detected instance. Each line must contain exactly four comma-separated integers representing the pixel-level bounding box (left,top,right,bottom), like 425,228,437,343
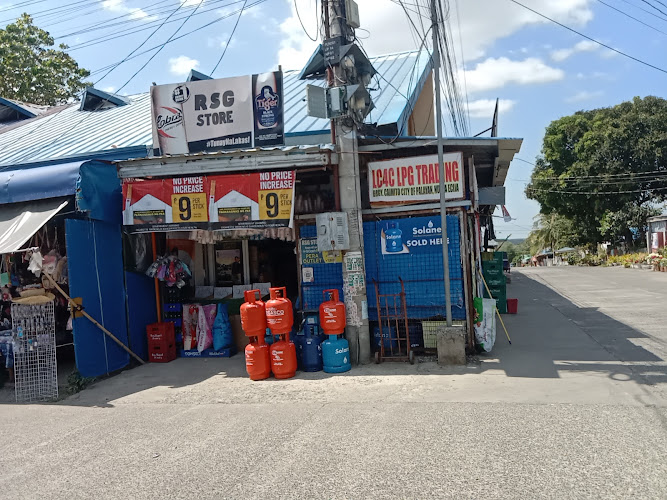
12,301,58,402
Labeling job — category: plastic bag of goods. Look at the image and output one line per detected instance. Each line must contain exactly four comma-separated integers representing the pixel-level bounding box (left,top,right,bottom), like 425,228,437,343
212,303,233,351
182,305,199,351
196,305,217,352
473,298,496,353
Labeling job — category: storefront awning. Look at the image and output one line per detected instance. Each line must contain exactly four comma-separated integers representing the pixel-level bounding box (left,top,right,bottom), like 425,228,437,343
0,197,68,254
0,160,85,203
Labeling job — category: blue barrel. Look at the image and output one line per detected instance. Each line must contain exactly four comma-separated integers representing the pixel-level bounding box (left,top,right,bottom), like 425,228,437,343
301,335,324,372
322,335,351,373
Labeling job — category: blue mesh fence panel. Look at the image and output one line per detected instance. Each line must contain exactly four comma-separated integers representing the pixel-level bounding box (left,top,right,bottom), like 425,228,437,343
364,215,465,321
299,225,344,311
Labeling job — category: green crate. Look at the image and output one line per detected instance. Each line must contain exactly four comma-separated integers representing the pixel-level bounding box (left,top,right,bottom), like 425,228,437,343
484,287,506,300
482,252,504,263
482,261,503,272
496,298,508,314
484,275,506,288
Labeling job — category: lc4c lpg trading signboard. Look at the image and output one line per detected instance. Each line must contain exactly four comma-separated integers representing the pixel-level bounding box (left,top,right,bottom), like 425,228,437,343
151,71,284,155
368,152,464,205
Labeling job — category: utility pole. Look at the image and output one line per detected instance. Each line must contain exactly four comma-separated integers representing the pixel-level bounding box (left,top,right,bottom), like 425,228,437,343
431,0,453,326
324,0,371,364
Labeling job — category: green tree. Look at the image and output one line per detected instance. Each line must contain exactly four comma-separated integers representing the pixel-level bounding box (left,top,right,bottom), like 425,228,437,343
526,213,575,256
526,96,667,247
0,14,90,105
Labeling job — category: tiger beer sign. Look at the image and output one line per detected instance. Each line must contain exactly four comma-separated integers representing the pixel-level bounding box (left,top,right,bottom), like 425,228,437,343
368,153,464,204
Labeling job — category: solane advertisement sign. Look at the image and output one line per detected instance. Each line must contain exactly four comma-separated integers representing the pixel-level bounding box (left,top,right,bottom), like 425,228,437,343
151,71,284,155
368,152,464,204
380,218,449,256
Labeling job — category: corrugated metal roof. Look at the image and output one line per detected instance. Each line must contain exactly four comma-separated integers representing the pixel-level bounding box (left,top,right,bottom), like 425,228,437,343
0,50,431,168
0,93,152,168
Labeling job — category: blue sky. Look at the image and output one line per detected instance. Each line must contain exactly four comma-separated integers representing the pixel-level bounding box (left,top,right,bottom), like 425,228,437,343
1,0,666,239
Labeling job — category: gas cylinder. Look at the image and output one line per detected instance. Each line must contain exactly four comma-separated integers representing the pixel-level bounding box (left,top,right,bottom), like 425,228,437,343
322,335,351,373
319,289,346,336
270,335,297,379
265,287,293,335
301,335,324,372
240,290,266,337
385,222,403,253
245,338,271,381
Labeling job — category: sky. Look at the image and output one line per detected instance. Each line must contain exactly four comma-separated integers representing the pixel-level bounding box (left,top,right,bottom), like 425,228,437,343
1,0,666,239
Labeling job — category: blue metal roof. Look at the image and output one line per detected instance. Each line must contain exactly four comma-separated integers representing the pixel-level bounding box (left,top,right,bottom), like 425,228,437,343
0,50,432,168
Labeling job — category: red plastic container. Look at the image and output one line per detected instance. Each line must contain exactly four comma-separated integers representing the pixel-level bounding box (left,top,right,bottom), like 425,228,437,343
146,322,175,344
149,340,176,363
507,298,518,314
319,289,346,335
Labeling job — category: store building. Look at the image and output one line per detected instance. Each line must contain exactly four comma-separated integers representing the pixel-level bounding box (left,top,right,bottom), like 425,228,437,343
648,215,667,251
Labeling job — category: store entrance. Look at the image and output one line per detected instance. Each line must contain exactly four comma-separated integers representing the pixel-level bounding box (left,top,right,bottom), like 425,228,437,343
248,240,298,302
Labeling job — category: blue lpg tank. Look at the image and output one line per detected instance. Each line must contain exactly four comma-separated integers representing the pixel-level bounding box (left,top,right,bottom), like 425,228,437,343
385,222,403,253
301,335,324,372
322,335,351,373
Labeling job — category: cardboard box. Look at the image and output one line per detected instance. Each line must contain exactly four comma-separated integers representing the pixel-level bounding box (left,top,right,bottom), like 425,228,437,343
230,315,249,352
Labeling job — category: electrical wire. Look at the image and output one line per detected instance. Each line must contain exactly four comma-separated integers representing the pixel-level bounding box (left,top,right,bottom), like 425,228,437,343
639,0,667,18
115,0,205,94
87,0,269,77
507,0,667,75
616,0,667,23
525,185,667,195
65,0,247,50
595,0,667,36
95,0,189,85
294,0,318,41
210,0,247,74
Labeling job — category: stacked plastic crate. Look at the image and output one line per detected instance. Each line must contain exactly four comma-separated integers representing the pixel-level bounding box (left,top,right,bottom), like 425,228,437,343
162,286,184,348
482,253,507,313
146,322,176,362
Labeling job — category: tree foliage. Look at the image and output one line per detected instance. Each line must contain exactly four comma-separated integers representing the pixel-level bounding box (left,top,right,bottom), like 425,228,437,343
526,96,667,247
525,213,576,255
0,14,90,105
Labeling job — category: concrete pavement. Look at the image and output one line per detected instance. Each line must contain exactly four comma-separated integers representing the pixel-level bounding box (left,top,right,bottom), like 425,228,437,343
0,268,666,499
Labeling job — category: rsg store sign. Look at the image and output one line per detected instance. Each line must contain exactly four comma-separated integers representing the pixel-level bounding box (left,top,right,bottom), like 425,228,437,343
151,71,284,155
368,152,464,204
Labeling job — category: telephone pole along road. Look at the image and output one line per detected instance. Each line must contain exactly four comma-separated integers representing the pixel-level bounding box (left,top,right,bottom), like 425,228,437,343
0,267,666,499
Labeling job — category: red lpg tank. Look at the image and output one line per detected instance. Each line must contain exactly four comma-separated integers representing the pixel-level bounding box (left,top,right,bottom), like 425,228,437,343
240,289,266,337
319,289,346,335
265,287,293,336
245,338,271,381
270,337,297,379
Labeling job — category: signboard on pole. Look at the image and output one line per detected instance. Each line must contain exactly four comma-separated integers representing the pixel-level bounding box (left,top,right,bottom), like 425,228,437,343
368,152,464,204
150,71,284,155
122,171,295,232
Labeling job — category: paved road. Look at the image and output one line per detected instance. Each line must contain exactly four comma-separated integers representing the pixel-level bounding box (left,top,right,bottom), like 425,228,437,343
0,267,666,499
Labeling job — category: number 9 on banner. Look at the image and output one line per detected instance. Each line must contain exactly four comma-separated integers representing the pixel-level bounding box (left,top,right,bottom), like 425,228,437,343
171,193,208,222
259,189,292,220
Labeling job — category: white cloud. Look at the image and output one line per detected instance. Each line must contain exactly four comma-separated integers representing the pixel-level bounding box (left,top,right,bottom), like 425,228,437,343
277,0,595,70
168,55,200,77
467,99,516,118
102,86,116,93
565,90,603,102
551,40,598,61
101,0,156,21
464,57,564,93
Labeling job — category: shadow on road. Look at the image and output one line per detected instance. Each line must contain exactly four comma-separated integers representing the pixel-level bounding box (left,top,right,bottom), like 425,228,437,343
487,271,667,386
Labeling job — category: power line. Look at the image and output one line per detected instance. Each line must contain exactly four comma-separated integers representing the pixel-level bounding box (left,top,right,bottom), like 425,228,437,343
95,0,189,85
525,185,667,195
115,0,205,94
210,0,247,74
514,157,667,180
595,0,667,36
507,0,667,75
639,0,667,18
87,1,269,78
294,0,318,41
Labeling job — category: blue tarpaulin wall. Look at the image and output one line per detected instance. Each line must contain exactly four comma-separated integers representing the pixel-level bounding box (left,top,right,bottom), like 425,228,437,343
299,225,344,311
363,215,465,321
124,271,157,361
77,160,123,224
66,218,130,377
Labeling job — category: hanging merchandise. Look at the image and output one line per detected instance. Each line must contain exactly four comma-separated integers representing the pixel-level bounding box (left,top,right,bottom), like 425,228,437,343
27,250,43,277
196,304,217,353
145,255,192,287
